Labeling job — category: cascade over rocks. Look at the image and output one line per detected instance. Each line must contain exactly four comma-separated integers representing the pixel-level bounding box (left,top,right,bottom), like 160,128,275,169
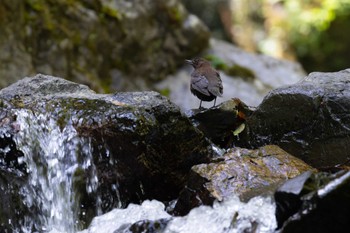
2,69,350,232
0,74,214,230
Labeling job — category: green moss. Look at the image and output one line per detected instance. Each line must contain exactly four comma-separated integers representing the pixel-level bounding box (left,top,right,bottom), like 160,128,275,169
25,0,45,12
10,98,25,108
167,6,184,25
204,55,229,70
205,54,256,80
158,88,171,98
226,64,256,80
101,5,121,20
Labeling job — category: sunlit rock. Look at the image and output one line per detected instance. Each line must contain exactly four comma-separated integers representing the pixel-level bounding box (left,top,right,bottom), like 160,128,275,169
173,145,315,216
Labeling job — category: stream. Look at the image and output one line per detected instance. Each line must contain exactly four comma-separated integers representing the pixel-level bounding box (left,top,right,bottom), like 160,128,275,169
8,110,277,233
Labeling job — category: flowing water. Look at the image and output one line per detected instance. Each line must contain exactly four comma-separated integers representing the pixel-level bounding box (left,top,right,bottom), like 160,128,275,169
80,196,277,233
7,109,277,233
12,110,99,233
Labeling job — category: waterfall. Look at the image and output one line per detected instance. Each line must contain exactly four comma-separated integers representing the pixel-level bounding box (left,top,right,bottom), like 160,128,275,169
13,110,99,233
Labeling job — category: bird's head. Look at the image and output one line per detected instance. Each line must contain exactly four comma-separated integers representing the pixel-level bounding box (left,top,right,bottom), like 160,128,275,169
185,58,209,69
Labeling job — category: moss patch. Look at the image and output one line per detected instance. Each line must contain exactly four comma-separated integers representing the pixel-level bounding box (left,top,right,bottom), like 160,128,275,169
205,54,256,80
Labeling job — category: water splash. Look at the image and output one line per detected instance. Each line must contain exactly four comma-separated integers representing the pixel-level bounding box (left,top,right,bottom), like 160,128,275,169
81,196,277,233
13,110,99,233
168,196,277,233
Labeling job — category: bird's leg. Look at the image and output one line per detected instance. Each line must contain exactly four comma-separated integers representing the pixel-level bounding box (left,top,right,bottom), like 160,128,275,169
199,100,202,109
213,97,217,107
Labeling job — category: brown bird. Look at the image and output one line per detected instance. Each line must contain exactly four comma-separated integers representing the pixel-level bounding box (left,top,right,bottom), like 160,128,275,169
186,58,223,109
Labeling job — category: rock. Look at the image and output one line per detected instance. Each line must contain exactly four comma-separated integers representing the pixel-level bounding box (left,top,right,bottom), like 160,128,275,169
276,170,350,233
0,110,31,232
182,0,229,40
243,69,350,169
0,74,214,229
186,98,253,148
274,171,313,228
156,39,305,110
116,218,170,233
0,0,209,91
0,169,32,232
173,145,314,216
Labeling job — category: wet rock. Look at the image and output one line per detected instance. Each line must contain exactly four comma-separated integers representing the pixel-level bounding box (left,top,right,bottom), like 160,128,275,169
173,145,314,216
0,112,30,231
276,170,350,233
274,171,313,228
156,39,305,110
0,0,209,91
186,98,253,148
243,69,350,169
0,74,214,228
116,218,170,233
0,170,32,232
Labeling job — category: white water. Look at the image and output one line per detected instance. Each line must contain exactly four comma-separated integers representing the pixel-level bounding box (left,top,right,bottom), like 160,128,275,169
13,110,99,233
81,196,277,233
9,109,277,233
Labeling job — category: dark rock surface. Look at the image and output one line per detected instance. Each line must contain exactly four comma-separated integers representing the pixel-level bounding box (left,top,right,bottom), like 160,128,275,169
0,0,209,91
173,145,314,216
186,98,253,148
242,69,350,169
274,171,313,228
0,74,214,229
116,218,170,233
276,170,350,233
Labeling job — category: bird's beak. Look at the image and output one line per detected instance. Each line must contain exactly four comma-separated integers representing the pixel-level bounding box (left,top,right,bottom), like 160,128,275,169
185,59,192,65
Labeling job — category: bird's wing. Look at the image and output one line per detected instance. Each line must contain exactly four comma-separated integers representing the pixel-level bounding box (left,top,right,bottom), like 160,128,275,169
208,72,223,97
191,74,211,96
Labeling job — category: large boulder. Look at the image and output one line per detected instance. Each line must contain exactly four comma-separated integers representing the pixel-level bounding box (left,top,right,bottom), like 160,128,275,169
0,0,209,91
0,74,214,230
275,170,350,233
173,145,314,216
242,69,350,169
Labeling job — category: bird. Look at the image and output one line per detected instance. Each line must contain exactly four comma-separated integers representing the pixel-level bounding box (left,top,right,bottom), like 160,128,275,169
186,58,223,109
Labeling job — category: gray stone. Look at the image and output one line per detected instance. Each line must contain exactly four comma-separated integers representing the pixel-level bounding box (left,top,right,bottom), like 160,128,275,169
244,69,350,169
0,0,209,92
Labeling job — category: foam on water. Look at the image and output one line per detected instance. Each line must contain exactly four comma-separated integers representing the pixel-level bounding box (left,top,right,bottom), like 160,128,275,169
79,200,171,233
8,109,278,233
13,110,99,232
81,196,277,233
166,196,277,233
